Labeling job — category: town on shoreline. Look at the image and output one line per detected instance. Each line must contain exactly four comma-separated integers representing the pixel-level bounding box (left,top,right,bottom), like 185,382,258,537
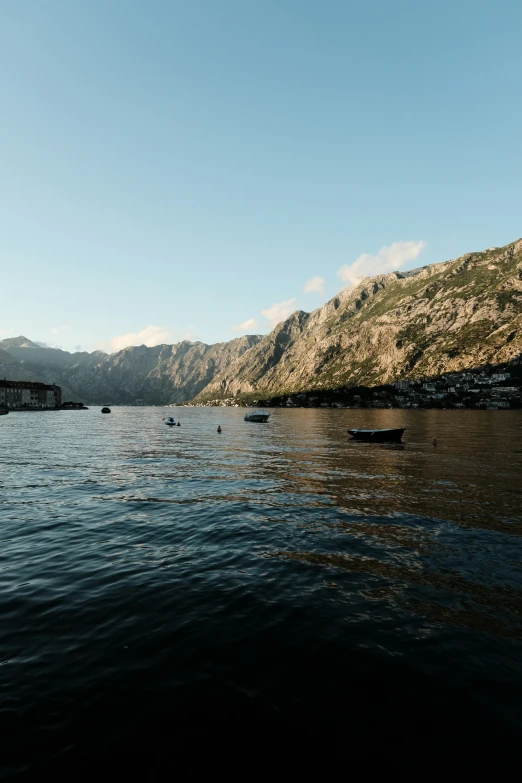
2,365,521,412
185,366,522,411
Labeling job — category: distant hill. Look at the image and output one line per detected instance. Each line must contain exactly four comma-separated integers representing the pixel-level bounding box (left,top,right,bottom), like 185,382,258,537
0,347,19,366
0,336,106,369
2,236,521,405
0,335,262,404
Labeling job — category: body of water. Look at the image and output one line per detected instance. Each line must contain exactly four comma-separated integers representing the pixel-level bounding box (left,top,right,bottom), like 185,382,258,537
1,407,522,775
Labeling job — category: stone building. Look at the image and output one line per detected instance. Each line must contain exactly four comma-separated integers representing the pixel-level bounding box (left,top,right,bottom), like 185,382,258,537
0,380,62,409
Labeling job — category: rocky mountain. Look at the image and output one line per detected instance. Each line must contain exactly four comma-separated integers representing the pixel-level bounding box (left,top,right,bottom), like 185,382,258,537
0,335,261,404
3,237,521,405
195,237,522,400
0,347,19,366
0,336,105,369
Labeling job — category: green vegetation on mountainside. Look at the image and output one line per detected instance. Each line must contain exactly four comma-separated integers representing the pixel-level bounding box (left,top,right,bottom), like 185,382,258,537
194,237,522,402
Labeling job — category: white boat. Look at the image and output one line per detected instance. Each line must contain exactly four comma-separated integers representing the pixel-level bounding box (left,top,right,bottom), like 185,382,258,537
244,409,270,423
165,417,176,426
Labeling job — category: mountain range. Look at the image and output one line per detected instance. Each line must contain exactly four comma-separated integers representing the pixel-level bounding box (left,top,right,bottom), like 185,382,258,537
0,335,261,404
2,237,521,405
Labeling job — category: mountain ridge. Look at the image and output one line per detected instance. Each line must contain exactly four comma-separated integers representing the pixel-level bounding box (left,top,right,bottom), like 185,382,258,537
194,237,522,400
2,236,521,404
0,335,262,404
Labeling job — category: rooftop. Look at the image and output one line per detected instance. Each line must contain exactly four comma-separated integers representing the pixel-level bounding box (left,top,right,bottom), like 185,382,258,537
0,380,59,390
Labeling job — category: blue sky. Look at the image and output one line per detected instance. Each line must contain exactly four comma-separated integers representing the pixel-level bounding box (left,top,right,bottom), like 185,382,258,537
1,0,521,353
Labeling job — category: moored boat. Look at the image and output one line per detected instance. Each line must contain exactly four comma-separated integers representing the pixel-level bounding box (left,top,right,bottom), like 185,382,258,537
165,417,176,426
244,409,270,423
348,427,405,443
0,407,8,416
101,407,111,414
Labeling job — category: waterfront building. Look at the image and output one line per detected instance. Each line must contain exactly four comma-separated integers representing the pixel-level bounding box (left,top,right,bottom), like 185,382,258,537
0,380,62,409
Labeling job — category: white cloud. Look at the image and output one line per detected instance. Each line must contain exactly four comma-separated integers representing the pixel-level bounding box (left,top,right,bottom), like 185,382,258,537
110,325,170,353
303,276,325,295
232,317,258,332
182,325,198,342
261,298,297,329
51,324,69,335
337,240,426,287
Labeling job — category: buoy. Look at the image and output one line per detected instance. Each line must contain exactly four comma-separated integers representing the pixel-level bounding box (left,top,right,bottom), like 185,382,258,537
217,425,222,433
432,438,437,446
177,421,181,426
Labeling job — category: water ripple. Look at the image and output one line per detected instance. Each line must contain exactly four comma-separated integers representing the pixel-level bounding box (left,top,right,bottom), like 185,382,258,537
1,406,522,773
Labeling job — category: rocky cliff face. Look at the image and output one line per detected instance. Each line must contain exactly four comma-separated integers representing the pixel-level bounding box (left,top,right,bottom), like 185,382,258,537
0,335,261,404
196,237,522,399
3,237,521,404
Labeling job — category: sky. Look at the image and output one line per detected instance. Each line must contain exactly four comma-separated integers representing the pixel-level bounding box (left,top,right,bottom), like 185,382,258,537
1,0,521,354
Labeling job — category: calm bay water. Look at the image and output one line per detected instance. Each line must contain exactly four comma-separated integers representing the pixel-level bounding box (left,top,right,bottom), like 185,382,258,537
1,407,522,775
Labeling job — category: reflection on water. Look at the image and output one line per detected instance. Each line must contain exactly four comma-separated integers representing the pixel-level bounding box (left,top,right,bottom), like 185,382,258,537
270,549,522,638
1,407,522,772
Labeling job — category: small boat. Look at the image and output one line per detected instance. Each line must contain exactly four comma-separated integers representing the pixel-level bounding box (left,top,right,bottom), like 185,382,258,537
101,407,111,414
0,407,8,416
244,409,270,423
348,427,405,443
165,417,176,426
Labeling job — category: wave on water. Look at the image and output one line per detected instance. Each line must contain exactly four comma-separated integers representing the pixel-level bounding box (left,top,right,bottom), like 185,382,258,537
1,407,522,774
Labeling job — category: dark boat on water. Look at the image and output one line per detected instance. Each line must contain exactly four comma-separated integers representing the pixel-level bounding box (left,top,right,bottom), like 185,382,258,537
348,427,405,443
0,407,8,416
101,407,111,414
244,409,270,423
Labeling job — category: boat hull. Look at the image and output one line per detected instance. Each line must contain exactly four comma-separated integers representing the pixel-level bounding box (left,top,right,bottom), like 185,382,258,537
0,408,8,416
245,412,270,424
348,428,405,443
244,408,270,423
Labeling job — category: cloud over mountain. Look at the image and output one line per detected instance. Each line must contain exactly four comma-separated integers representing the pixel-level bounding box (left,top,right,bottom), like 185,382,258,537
303,276,325,294
338,240,426,287
261,299,297,329
110,325,170,352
